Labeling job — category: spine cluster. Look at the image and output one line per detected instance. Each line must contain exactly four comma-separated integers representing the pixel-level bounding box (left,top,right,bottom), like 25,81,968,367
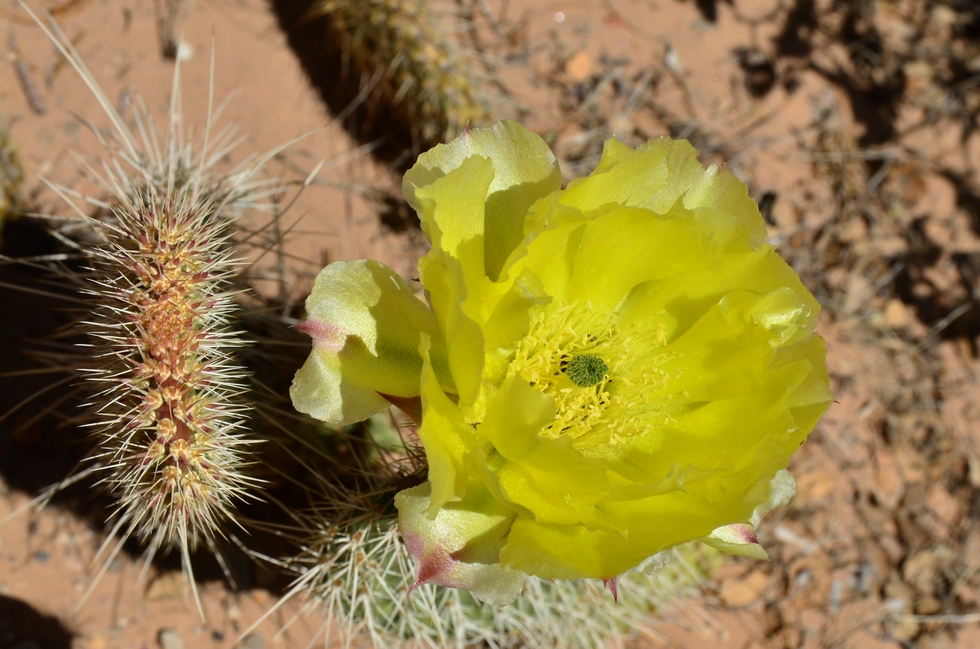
292,512,717,648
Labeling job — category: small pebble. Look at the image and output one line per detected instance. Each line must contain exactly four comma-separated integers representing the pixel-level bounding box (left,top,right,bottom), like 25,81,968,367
211,630,225,642
240,632,266,649
159,628,185,649
33,551,49,563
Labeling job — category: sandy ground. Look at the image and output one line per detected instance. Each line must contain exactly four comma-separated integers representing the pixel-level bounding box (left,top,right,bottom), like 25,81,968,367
2,0,980,647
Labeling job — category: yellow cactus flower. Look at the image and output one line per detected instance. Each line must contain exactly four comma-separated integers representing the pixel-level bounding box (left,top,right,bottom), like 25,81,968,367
292,121,831,604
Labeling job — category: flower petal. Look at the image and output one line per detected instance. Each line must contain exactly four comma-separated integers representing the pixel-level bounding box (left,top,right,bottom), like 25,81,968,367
596,289,829,492
498,471,762,580
395,482,527,606
551,136,766,248
477,374,614,528
290,259,443,426
404,120,561,281
413,155,494,408
416,334,477,513
500,517,641,580
519,204,708,311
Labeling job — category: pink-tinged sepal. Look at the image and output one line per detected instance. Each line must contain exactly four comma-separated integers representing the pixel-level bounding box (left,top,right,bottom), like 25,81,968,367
395,481,526,606
296,319,345,351
702,523,768,559
701,470,797,560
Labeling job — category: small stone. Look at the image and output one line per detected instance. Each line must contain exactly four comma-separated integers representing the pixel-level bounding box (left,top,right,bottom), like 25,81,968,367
921,630,957,649
175,41,194,63
33,551,49,563
883,299,912,329
873,449,904,509
930,5,959,29
968,456,980,487
842,274,871,314
240,633,266,649
158,629,185,649
895,446,927,483
226,601,242,621
566,50,593,82
608,112,634,137
903,549,947,595
890,615,920,642
926,485,961,527
87,635,109,649
915,595,942,615
795,470,836,500
718,570,769,607
865,546,892,589
762,602,783,635
146,572,184,601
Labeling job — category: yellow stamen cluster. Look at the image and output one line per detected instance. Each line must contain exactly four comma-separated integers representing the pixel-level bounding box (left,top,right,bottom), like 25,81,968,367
507,302,676,446
601,320,682,447
507,302,616,440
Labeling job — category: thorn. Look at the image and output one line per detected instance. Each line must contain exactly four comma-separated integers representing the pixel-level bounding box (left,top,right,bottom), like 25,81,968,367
407,575,423,597
603,577,619,603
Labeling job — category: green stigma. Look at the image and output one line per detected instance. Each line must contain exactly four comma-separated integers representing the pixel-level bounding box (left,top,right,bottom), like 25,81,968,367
565,354,608,387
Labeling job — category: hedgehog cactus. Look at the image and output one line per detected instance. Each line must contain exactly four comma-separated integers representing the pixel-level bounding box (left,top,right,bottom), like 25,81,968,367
283,416,720,648
291,515,719,648
82,172,257,559
313,0,487,157
72,124,270,581
19,11,280,612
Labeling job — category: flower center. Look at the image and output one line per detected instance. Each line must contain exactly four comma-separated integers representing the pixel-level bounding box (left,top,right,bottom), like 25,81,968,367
507,300,675,444
507,302,618,440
